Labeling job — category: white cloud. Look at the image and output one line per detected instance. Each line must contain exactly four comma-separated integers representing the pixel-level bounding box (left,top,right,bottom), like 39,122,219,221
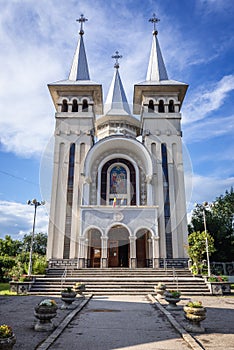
197,0,233,14
0,200,48,239
186,173,234,210
183,114,234,143
182,75,234,125
1,0,227,158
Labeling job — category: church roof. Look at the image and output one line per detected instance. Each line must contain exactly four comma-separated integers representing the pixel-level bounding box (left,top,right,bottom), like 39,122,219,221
146,33,168,81
104,56,131,116
133,15,188,114
50,15,99,86
68,34,90,81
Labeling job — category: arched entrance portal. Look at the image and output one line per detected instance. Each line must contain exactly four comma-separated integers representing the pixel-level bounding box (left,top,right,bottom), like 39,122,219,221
136,230,151,268
87,229,102,268
108,226,129,267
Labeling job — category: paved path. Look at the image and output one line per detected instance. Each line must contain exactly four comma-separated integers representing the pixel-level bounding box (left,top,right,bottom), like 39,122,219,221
158,295,234,350
48,295,191,350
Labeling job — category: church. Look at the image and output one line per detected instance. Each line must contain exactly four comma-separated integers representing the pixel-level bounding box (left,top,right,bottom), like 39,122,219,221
46,14,188,269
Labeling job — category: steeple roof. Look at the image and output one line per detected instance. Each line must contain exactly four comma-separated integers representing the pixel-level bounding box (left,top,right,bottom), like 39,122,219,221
104,52,131,116
50,14,99,86
48,15,103,114
69,34,90,81
133,14,188,114
146,33,168,81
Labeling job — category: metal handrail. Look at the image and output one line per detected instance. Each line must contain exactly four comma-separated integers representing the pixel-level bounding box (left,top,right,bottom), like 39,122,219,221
172,267,179,291
61,266,67,289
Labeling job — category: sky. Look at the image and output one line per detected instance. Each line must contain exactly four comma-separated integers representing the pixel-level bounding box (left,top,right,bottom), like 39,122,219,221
0,0,233,240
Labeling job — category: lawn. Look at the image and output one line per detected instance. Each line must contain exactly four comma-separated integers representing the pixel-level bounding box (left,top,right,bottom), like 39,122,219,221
0,282,17,295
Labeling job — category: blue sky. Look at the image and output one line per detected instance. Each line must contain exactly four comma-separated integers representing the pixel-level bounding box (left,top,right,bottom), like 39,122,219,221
0,0,233,239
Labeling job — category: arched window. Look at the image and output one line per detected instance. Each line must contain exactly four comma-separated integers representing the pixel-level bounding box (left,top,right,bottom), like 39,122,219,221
108,164,129,206
82,99,88,112
61,99,68,112
158,100,165,113
169,100,175,113
148,100,154,113
72,99,78,112
100,158,136,206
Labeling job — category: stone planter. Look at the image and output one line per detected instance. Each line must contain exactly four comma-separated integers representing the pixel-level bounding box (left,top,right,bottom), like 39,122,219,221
34,305,58,331
184,306,206,333
74,284,85,297
165,296,181,310
9,280,34,294
61,291,77,309
206,282,231,295
0,334,16,350
154,286,166,299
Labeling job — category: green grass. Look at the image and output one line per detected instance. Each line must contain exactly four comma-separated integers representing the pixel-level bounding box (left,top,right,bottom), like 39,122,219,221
0,283,17,296
0,283,9,291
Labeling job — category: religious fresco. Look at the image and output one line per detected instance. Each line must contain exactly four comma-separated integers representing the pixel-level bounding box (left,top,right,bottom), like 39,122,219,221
110,166,127,194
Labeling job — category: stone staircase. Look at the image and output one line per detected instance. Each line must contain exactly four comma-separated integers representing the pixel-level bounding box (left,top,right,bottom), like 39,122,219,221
28,268,211,296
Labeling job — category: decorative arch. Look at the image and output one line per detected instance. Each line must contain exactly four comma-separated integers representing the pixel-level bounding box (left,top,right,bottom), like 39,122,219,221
82,99,88,112
158,99,165,113
101,159,135,206
72,99,78,112
135,228,152,267
107,224,130,267
85,228,102,268
148,99,154,113
169,99,175,113
61,99,68,112
83,136,153,206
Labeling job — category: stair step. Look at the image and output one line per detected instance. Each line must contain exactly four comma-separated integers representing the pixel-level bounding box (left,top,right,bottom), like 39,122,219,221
28,268,211,296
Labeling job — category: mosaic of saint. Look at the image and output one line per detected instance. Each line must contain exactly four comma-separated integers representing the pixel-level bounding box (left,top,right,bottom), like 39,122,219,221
110,166,127,194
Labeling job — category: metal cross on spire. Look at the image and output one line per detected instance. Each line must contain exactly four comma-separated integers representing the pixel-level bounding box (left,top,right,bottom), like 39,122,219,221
149,13,160,35
76,14,88,35
112,51,122,69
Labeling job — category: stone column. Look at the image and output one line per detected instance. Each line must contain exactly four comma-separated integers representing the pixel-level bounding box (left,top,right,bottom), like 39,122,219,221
129,236,136,268
101,237,108,268
77,236,85,268
146,175,153,205
152,236,160,268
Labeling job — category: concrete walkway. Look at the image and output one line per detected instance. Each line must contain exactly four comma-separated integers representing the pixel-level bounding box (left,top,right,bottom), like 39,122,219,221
1,294,234,349
48,295,191,350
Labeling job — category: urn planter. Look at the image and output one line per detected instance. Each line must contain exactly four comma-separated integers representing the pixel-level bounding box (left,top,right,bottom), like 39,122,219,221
61,291,77,309
34,303,58,332
74,283,86,297
154,283,166,299
184,304,206,333
0,335,16,350
164,291,181,310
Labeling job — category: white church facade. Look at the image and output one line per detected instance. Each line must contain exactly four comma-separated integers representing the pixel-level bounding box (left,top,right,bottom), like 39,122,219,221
46,14,188,269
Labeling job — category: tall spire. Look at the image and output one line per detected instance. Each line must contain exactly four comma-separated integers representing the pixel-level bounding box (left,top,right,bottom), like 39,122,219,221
68,14,90,81
105,51,131,115
146,13,168,81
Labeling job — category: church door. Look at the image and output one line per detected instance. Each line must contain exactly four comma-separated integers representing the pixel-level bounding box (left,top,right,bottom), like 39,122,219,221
136,234,146,268
108,226,129,267
108,240,119,267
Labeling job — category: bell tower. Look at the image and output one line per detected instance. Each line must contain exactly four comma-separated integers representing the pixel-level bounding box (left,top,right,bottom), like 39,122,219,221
133,14,188,259
47,15,103,260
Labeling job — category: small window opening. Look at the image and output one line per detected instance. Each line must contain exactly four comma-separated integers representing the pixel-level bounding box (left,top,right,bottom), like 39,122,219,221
72,99,78,112
82,99,88,112
158,100,165,113
169,100,175,113
148,100,154,113
61,99,68,112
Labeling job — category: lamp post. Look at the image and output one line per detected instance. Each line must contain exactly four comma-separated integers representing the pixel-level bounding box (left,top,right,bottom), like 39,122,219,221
27,199,45,276
202,201,211,277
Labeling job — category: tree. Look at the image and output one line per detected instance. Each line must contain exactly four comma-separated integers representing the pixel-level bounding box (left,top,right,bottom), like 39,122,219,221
0,235,22,256
21,233,47,255
187,231,215,275
188,188,234,262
